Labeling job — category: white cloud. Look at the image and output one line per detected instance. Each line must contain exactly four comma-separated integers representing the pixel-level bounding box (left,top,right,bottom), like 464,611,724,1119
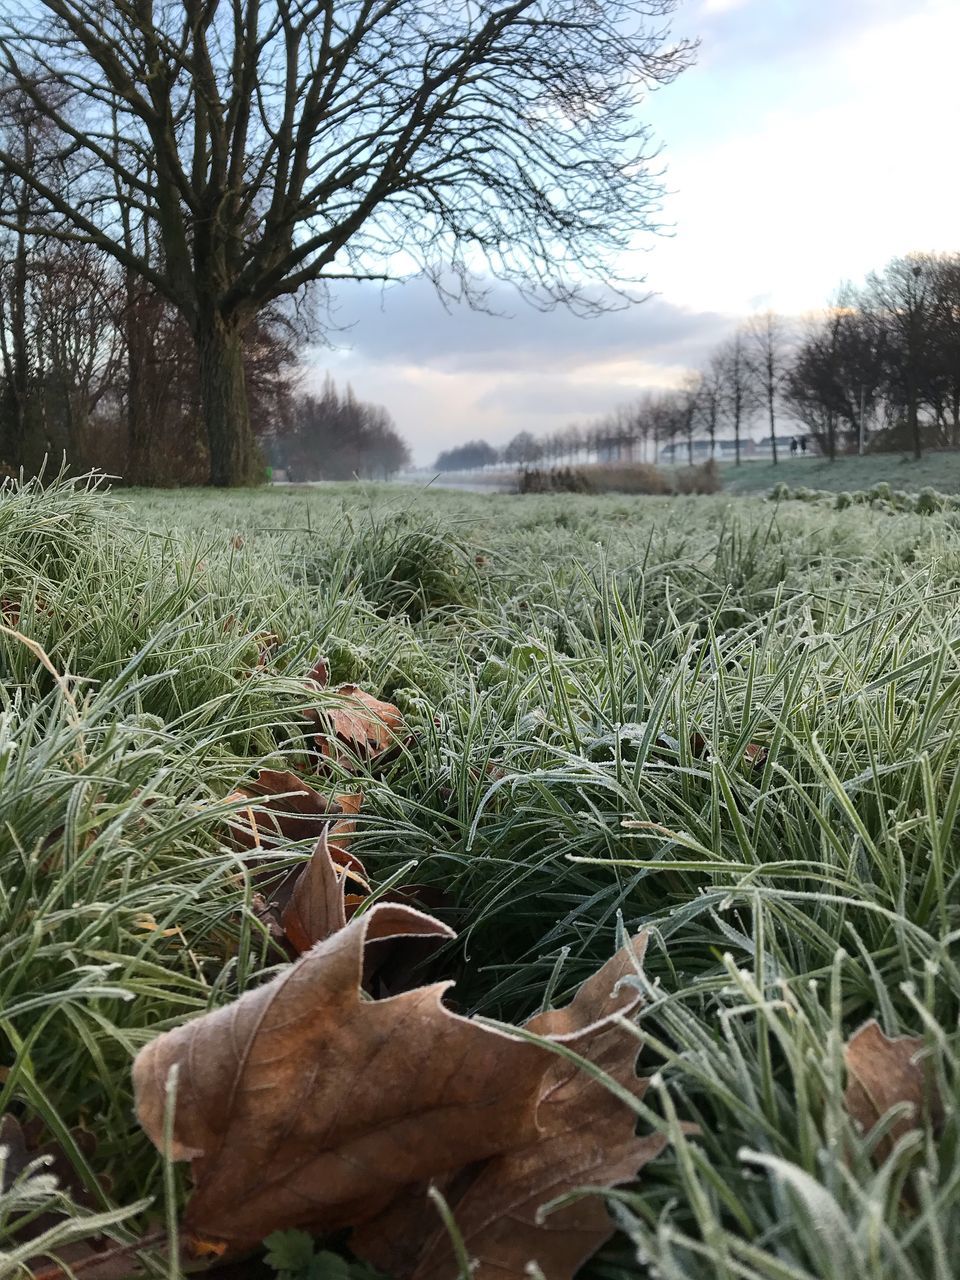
698,0,752,14
646,1,960,314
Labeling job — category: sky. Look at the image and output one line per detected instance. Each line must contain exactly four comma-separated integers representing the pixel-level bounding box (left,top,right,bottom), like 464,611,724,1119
309,0,960,466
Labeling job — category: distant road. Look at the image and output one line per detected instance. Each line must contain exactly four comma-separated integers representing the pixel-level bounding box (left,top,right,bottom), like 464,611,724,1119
395,471,517,493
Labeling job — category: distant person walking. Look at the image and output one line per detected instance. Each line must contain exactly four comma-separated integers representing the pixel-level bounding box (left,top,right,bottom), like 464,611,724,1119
790,437,798,456
800,437,807,455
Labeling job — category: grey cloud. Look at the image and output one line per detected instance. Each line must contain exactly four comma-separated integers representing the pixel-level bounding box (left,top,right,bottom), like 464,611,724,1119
474,379,632,419
314,277,736,377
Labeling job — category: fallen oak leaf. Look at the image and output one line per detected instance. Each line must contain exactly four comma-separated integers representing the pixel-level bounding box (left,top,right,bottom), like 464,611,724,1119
0,1114,141,1279
689,731,767,769
307,656,330,688
307,684,405,770
133,911,652,1261
0,1113,102,1216
225,769,343,851
267,831,442,996
742,742,768,768
844,1020,943,1163
134,904,548,1250
225,771,366,878
353,935,662,1280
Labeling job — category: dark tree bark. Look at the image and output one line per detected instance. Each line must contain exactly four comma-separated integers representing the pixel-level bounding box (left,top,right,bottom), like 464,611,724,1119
197,310,259,486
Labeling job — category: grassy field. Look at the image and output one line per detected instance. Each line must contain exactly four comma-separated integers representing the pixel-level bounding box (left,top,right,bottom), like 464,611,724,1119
2,476,959,1279
722,449,960,495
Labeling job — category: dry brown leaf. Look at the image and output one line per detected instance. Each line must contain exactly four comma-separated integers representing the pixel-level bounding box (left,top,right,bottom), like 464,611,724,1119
133,912,657,1272
226,768,339,848
226,770,364,875
280,829,354,952
353,936,661,1280
307,656,330,688
690,731,767,769
0,1114,137,1279
844,1020,943,1162
307,684,405,769
135,905,544,1248
742,742,768,768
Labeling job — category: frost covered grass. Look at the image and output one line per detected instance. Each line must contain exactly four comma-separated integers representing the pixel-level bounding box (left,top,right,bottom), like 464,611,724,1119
1,475,959,1278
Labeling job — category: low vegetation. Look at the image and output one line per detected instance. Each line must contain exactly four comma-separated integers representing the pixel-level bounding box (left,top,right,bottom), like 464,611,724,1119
517,460,720,495
722,450,960,495
1,476,958,1280
771,480,960,514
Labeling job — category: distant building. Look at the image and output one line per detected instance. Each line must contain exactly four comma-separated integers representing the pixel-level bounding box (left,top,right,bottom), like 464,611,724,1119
659,437,757,463
658,432,820,463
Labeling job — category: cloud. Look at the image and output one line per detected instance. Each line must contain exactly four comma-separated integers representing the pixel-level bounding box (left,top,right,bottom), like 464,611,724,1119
319,278,733,374
300,1,960,465
644,0,960,314
698,0,752,16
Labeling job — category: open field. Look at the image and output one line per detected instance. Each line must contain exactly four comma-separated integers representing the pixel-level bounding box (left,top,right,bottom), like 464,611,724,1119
722,449,960,495
2,477,960,1279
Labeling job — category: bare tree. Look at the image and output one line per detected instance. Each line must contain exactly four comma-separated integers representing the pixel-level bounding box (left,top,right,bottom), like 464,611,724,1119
0,1,693,485
862,256,937,460
784,302,886,461
503,430,542,466
930,255,960,448
744,311,790,466
34,241,124,466
715,333,756,466
676,371,701,465
696,353,724,460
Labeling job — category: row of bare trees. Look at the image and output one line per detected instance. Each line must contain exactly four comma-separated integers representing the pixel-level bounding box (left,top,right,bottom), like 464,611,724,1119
785,255,960,460
278,378,410,482
690,253,960,464
500,252,960,470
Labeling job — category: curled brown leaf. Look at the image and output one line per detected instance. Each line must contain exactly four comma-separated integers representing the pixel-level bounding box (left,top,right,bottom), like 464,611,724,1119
353,936,660,1280
844,1020,943,1162
307,684,405,770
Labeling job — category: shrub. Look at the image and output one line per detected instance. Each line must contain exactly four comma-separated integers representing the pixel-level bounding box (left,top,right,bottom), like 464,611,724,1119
517,466,595,494
916,487,943,515
673,459,721,494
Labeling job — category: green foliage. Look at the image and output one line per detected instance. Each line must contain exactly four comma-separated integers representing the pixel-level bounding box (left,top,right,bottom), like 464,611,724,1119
264,1231,383,1280
774,478,957,516
916,486,943,515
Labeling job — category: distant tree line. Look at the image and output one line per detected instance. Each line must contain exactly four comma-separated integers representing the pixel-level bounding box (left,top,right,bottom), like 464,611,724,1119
441,252,960,471
433,440,500,472
272,378,410,481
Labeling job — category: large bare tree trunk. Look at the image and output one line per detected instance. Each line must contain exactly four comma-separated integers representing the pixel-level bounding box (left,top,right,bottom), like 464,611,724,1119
124,271,153,484
196,312,260,487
